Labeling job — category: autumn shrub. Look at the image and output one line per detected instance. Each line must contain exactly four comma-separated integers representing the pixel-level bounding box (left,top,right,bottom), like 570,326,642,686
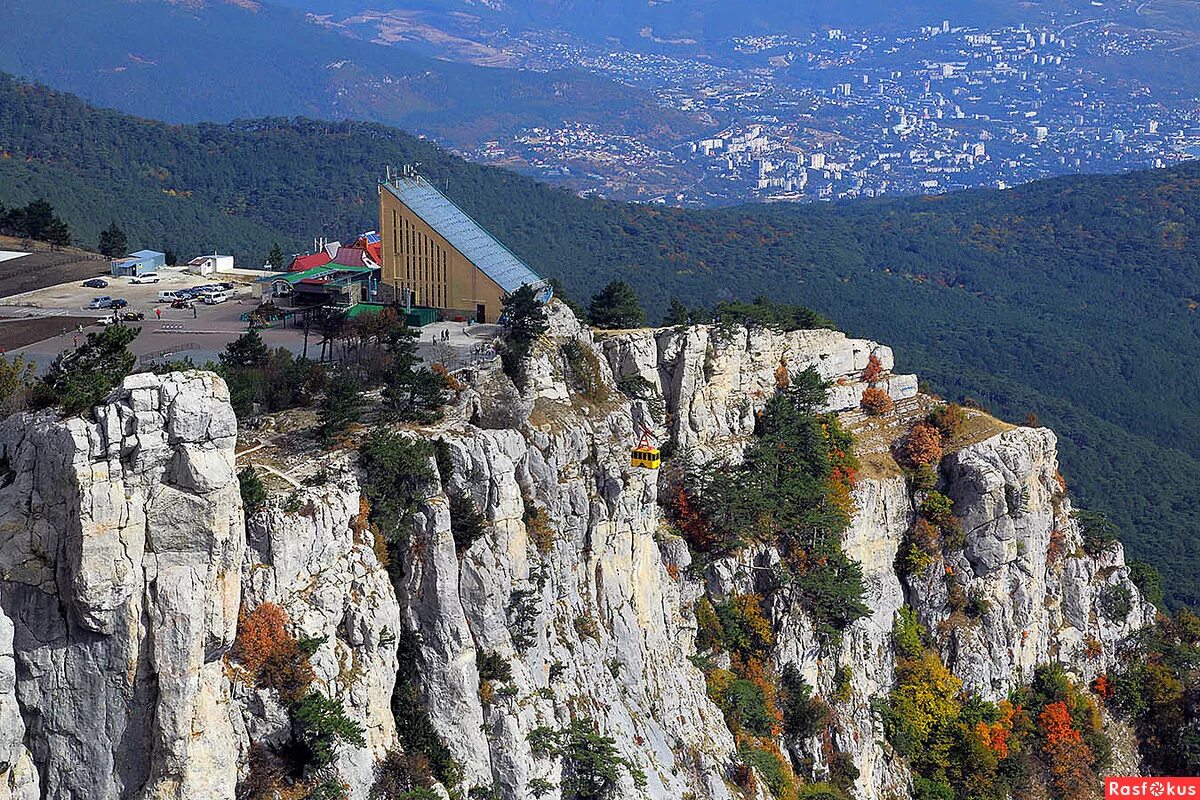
927,403,967,441
862,353,884,384
859,386,894,416
713,594,774,659
232,604,364,799
524,500,555,554
897,422,943,467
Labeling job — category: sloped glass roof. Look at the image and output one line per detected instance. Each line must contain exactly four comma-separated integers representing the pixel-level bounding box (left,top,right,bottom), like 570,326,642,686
381,176,543,293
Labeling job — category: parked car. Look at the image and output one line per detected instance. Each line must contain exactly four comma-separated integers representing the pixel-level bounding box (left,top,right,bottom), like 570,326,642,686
120,310,145,322
170,298,194,309
88,296,114,309
130,273,160,284
202,290,230,305
97,314,118,325
82,278,108,289
158,290,181,303
111,299,128,309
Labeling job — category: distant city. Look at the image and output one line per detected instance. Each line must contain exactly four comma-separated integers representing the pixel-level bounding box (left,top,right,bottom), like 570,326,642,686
459,17,1200,205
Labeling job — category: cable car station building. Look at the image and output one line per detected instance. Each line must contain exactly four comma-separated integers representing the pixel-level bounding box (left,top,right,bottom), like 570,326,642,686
379,170,545,323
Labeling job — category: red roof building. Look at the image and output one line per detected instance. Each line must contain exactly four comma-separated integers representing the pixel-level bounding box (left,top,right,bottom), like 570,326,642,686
289,252,332,272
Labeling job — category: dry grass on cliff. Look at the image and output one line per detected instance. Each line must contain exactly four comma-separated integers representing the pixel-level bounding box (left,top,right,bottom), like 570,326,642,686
844,395,1014,480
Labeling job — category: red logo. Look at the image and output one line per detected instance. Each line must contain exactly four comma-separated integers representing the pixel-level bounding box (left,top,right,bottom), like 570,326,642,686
1107,778,1200,798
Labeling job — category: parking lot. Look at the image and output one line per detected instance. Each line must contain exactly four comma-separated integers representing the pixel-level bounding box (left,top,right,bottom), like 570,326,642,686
0,267,509,373
1,268,230,317
0,267,291,369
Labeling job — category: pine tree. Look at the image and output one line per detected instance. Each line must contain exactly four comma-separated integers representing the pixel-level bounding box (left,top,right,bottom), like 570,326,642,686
587,280,646,329
267,242,285,270
220,330,270,369
98,222,128,257
35,324,139,415
499,284,548,390
664,297,690,326
317,371,362,444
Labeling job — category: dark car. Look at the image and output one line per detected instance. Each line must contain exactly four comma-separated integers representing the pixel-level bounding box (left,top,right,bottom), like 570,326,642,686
111,298,128,309
82,278,108,289
171,298,194,309
120,310,145,322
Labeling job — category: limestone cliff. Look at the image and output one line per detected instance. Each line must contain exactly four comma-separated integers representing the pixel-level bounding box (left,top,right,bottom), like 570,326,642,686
0,304,1153,800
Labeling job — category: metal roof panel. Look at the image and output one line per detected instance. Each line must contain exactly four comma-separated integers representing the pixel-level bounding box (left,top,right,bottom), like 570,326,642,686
381,177,543,293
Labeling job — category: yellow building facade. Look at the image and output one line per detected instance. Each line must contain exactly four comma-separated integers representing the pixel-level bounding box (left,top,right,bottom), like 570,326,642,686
379,174,543,323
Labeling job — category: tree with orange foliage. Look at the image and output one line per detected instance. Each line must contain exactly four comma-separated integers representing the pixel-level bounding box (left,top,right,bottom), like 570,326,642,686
899,422,943,467
863,353,884,384
1039,701,1096,800
860,386,894,416
773,359,790,390
233,602,315,703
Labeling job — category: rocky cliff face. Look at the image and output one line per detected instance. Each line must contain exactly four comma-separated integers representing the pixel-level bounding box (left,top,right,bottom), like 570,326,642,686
0,305,1152,800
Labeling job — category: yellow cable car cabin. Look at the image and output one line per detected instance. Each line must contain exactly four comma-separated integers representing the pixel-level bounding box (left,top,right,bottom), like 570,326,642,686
630,446,661,470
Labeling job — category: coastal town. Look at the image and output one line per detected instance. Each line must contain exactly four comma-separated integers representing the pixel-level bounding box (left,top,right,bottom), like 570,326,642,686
466,14,1200,204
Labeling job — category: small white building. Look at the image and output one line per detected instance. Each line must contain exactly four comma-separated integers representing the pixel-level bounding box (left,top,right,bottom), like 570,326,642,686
187,254,235,276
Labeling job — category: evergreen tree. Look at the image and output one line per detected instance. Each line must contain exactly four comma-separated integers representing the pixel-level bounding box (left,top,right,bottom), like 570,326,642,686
499,284,549,391
267,242,285,270
98,222,128,257
35,324,139,415
19,199,56,241
663,297,690,326
317,371,362,444
587,280,645,329
220,330,270,369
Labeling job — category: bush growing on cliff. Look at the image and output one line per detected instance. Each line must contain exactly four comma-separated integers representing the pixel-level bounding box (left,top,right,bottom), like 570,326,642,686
358,430,435,548
927,403,967,441
897,422,943,467
709,297,834,332
238,466,268,518
859,386,894,416
394,629,463,789
499,284,548,391
35,323,138,416
779,665,831,739
1102,611,1200,776
449,490,487,554
526,718,646,800
1074,509,1120,556
233,604,365,800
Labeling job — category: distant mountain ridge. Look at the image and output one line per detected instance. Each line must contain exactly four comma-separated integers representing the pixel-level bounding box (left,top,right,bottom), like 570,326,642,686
0,0,704,148
2,72,1200,606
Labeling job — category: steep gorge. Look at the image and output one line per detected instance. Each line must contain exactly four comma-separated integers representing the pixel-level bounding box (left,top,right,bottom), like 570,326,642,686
0,305,1153,800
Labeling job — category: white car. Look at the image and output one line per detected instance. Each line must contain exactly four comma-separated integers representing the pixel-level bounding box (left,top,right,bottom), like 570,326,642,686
131,273,160,284
97,314,118,325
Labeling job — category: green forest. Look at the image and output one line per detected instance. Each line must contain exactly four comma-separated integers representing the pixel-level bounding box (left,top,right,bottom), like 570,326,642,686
2,73,1198,605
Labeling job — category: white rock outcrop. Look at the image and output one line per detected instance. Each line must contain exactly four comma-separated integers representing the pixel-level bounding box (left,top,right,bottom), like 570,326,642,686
0,306,1152,800
0,372,243,800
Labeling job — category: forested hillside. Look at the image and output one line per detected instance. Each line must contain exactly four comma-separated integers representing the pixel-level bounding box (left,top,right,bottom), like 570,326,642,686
2,73,1198,605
